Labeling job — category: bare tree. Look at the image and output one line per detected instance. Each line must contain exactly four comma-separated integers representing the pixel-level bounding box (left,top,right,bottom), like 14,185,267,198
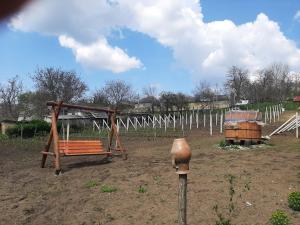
31,67,87,103
0,75,23,119
174,92,189,112
254,63,291,102
225,66,250,105
193,81,216,108
92,89,109,107
95,80,138,109
159,92,177,114
142,86,159,113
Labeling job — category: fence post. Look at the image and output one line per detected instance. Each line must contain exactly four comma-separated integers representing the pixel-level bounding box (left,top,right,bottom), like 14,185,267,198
185,111,188,125
173,114,176,131
296,112,299,139
220,113,223,134
269,107,272,123
210,111,212,136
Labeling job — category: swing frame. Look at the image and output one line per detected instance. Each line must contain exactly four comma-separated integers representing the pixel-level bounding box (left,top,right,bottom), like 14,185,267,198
41,101,127,174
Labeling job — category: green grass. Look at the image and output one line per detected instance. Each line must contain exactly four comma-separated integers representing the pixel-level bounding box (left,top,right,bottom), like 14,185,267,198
100,185,118,193
138,185,147,193
85,180,98,188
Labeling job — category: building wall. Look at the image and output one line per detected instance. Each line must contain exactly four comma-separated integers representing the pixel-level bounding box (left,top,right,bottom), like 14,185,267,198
188,100,230,110
1,122,16,135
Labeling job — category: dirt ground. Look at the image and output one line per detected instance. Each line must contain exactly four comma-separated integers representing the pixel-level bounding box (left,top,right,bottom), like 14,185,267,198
1,116,300,225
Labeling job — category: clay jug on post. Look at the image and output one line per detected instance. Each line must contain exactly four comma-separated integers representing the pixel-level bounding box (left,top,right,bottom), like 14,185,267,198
171,138,191,174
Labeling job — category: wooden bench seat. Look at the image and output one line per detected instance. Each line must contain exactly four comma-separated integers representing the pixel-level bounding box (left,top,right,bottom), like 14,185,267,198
58,140,111,156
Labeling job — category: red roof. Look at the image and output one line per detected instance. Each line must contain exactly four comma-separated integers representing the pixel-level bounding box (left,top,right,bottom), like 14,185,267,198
293,96,300,102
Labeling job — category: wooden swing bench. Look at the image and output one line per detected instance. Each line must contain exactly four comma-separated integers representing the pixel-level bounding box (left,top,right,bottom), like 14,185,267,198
41,101,126,174
58,140,112,156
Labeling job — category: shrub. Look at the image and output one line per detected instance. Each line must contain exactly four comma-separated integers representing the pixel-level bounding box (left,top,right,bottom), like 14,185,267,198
6,120,50,138
219,139,227,148
269,210,290,225
100,185,117,193
288,191,300,211
0,134,9,140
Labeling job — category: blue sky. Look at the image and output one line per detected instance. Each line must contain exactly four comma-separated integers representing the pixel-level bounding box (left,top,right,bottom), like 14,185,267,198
0,0,299,96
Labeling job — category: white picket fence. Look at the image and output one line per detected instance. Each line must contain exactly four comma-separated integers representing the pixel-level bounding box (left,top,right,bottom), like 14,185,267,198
91,104,283,137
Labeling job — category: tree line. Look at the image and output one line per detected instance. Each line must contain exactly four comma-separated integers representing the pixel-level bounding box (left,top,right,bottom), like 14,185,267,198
0,63,299,120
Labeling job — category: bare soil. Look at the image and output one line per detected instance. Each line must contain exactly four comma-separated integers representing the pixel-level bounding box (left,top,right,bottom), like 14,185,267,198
1,117,300,225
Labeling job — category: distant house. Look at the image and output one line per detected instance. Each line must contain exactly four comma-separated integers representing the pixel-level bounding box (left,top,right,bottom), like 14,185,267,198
236,100,249,106
293,96,300,102
17,111,38,122
0,119,17,135
44,110,108,122
133,96,160,113
191,95,230,110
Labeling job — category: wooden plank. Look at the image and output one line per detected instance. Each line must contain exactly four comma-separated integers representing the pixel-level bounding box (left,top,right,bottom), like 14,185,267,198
59,143,102,146
59,144,102,147
41,151,55,156
59,145,102,149
46,101,116,113
63,152,112,156
59,149,103,152
59,140,102,142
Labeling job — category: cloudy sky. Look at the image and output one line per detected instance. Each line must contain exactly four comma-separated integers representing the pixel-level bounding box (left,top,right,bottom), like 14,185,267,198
0,0,300,94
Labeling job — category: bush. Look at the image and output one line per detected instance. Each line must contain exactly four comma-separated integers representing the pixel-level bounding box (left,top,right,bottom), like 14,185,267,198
0,134,9,140
269,210,290,225
219,139,227,148
6,120,51,138
288,191,300,211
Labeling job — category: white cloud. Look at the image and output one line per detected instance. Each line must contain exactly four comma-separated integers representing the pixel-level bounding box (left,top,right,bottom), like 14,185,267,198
294,11,300,21
10,0,300,78
59,35,142,73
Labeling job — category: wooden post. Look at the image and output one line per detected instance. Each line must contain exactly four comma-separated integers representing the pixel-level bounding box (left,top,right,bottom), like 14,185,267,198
264,107,267,124
66,120,70,141
189,114,192,130
204,113,206,128
296,112,299,139
185,111,188,125
171,138,191,225
181,115,184,135
41,101,62,168
196,113,199,129
220,113,223,133
173,114,176,131
179,113,182,125
210,112,212,136
178,174,187,225
164,116,167,132
51,107,61,174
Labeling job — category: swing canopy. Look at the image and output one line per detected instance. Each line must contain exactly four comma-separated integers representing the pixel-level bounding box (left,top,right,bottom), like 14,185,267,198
41,101,127,174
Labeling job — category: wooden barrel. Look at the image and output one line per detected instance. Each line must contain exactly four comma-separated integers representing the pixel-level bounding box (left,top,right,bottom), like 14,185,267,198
225,121,262,143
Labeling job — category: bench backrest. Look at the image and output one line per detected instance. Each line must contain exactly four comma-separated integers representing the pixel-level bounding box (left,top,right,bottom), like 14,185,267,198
58,140,104,155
